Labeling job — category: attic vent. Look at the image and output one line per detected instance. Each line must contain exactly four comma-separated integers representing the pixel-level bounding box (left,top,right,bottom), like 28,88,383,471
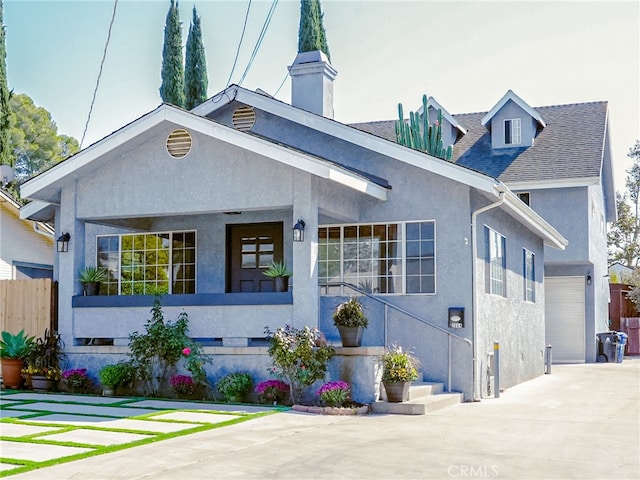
232,106,256,131
166,129,192,159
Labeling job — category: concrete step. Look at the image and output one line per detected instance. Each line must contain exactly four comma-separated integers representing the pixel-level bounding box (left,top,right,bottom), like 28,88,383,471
372,382,462,415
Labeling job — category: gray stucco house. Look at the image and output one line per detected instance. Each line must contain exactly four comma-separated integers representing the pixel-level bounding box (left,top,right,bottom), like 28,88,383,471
355,89,616,365
20,51,578,402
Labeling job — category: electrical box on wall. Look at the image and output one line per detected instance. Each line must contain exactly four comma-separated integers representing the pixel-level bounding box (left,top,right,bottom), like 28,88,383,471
448,307,464,329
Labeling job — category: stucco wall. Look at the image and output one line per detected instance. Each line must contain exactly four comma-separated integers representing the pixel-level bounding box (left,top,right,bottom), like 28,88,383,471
472,193,547,396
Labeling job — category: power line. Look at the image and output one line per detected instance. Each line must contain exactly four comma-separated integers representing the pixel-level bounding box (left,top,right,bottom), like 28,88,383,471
80,0,118,149
225,0,252,87
273,71,288,97
237,0,279,86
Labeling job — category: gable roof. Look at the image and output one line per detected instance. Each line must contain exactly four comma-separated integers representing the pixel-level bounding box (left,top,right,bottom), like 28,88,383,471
20,103,389,207
351,101,609,186
480,89,546,129
416,96,467,136
453,101,608,185
21,86,566,250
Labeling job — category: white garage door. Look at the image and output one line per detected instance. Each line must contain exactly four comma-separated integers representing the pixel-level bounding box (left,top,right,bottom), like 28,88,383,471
545,276,585,363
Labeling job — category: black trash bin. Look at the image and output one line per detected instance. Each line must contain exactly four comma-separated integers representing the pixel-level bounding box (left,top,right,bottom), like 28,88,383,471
596,332,619,362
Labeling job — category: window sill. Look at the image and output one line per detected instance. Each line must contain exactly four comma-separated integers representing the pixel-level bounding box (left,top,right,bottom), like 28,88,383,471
72,292,293,308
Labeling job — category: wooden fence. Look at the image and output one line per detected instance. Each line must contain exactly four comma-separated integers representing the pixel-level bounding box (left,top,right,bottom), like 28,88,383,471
0,279,57,337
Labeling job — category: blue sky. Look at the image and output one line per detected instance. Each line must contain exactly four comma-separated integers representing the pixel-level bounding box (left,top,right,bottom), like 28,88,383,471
4,0,639,191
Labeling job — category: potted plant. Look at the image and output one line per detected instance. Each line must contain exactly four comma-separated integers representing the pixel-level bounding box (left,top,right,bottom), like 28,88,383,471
1,330,35,389
381,343,419,402
62,368,91,394
255,379,290,405
79,265,108,296
216,372,253,402
263,261,292,292
29,329,66,392
333,296,369,347
98,362,134,396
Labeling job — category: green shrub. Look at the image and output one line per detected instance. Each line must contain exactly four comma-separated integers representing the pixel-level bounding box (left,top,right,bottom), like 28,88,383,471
216,372,253,401
98,363,134,388
265,325,335,404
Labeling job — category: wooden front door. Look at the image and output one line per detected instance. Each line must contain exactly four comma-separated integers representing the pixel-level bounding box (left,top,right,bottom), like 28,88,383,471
227,222,284,293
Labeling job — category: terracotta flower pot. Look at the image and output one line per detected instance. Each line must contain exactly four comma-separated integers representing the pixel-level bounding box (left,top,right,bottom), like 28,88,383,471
1,358,25,389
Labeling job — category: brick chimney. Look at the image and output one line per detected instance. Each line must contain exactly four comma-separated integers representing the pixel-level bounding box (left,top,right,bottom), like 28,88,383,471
288,50,337,119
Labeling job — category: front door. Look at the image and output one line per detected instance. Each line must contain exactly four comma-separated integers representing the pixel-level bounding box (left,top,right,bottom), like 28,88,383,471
227,222,284,293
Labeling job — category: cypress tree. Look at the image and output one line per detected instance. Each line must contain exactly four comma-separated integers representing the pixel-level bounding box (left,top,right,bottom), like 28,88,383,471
0,1,12,167
160,0,185,108
297,0,330,61
184,6,208,110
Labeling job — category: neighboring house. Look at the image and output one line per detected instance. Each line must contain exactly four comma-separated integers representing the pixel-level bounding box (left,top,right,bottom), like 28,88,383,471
20,51,569,402
354,90,615,364
608,262,635,284
0,188,53,279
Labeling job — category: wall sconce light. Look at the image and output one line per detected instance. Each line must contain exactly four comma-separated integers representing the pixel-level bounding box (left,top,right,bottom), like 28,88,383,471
57,232,70,253
586,272,592,286
293,219,305,242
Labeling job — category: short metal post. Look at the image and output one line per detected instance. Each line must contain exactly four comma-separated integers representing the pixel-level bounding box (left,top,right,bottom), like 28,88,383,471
493,342,500,398
383,304,388,347
545,344,552,374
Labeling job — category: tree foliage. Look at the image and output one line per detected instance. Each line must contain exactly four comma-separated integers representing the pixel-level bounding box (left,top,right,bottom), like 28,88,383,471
298,0,330,60
608,140,640,267
184,6,208,110
159,0,185,108
0,1,12,167
9,93,79,185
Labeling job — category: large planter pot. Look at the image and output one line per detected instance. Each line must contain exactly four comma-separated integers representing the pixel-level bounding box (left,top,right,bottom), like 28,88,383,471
383,381,410,402
274,276,289,292
337,325,365,347
1,358,25,389
82,282,100,296
31,375,55,392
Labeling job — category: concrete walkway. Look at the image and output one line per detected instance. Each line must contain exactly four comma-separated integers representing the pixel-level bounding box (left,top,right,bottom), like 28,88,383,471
2,359,639,480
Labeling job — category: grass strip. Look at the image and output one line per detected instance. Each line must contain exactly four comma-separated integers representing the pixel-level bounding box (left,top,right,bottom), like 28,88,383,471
0,409,280,478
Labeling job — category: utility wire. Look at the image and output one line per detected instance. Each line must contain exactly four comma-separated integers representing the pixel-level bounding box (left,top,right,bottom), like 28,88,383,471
273,71,288,97
80,0,119,149
237,0,278,86
225,0,252,87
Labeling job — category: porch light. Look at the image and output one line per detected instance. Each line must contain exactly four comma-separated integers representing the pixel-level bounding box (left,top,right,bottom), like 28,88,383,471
586,272,592,286
57,232,70,253
293,219,306,242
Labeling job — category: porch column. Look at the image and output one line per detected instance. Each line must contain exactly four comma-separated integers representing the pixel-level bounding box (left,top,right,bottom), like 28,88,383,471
292,171,319,328
57,184,85,348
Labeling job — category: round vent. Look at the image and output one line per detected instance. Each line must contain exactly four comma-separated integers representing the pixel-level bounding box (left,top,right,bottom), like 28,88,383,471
166,129,192,159
232,106,256,131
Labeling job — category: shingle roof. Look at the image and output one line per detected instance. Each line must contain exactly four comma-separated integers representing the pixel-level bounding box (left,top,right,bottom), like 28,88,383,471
350,101,608,183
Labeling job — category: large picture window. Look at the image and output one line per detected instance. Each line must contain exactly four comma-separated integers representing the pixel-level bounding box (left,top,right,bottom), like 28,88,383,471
485,227,506,297
97,230,196,295
318,221,435,295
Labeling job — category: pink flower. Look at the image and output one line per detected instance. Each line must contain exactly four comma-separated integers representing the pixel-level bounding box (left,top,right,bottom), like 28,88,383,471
182,347,191,356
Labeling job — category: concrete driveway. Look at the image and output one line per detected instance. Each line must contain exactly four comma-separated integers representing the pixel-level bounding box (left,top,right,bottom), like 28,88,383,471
5,358,639,480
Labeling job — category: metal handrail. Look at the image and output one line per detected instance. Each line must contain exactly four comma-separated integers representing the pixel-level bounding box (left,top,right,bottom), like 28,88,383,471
320,282,472,392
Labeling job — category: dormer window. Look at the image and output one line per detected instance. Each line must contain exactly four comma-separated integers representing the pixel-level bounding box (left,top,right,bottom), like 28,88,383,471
504,118,521,145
